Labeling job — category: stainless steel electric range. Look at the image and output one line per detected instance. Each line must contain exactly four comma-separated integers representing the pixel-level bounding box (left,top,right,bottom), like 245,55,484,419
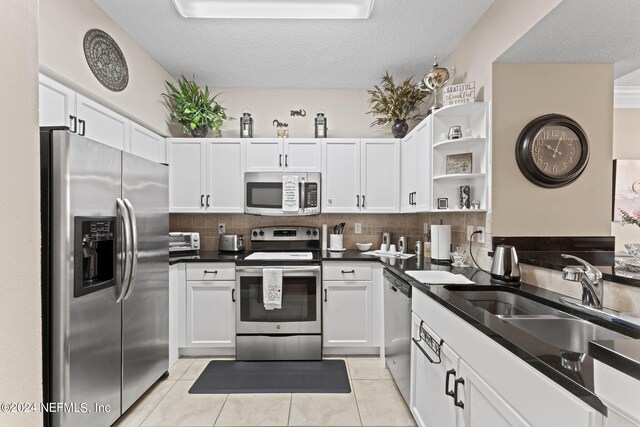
235,226,322,361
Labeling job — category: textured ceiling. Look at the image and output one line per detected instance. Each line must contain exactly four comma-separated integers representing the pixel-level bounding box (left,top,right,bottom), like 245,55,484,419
94,0,494,88
497,0,640,86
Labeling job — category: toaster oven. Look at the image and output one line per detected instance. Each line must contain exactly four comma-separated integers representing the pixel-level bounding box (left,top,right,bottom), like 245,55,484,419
169,232,200,253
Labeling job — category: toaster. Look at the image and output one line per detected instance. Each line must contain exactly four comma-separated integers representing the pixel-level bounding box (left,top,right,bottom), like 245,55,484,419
169,232,200,253
218,234,245,253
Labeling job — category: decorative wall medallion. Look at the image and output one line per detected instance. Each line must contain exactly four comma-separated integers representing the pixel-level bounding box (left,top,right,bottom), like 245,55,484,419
83,29,129,92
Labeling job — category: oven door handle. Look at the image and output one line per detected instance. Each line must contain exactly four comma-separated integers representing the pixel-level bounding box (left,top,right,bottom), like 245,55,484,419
235,266,321,273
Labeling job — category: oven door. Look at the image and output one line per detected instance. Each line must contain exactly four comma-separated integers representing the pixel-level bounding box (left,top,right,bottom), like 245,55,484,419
235,266,321,334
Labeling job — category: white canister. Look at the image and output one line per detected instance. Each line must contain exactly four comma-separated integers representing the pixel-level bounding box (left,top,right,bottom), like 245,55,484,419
329,234,344,250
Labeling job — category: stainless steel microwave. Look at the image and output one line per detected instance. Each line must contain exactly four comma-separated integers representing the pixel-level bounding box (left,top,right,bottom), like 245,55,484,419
244,172,320,216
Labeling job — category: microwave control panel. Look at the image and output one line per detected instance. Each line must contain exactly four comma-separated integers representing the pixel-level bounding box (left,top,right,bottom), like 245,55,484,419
306,183,318,208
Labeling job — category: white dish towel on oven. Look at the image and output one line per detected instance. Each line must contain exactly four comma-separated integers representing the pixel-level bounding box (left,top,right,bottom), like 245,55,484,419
263,268,283,310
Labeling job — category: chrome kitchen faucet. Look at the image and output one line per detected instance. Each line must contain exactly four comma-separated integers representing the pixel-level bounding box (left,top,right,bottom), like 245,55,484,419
561,254,604,309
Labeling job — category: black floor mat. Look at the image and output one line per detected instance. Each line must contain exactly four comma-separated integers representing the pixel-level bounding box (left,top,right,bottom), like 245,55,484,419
188,360,351,394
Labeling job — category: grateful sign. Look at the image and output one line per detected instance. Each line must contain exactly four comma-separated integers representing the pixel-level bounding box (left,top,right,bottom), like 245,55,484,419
443,82,475,106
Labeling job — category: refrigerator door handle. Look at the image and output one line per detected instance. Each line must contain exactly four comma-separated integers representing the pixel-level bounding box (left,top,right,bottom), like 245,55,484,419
123,199,138,300
116,198,132,303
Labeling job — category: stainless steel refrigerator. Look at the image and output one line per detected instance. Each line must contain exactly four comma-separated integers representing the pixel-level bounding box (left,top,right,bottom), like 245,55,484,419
40,128,169,427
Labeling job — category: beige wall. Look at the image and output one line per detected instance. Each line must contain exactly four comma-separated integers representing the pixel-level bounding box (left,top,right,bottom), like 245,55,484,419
39,0,174,135
492,63,613,236
0,1,42,426
186,88,400,139
442,0,561,101
612,108,640,250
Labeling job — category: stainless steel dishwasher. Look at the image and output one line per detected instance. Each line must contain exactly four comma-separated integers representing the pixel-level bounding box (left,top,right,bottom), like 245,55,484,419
384,269,412,404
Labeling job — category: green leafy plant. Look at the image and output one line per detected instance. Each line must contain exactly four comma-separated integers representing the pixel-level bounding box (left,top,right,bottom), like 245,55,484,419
620,209,640,227
366,71,430,127
162,75,231,137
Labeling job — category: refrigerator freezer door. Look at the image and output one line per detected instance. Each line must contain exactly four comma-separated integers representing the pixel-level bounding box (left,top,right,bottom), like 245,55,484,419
50,131,122,427
121,152,169,412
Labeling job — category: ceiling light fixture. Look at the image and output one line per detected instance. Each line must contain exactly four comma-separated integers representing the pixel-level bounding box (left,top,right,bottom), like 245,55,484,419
171,0,375,20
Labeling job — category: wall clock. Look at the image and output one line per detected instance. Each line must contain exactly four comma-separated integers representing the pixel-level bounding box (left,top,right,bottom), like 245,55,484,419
515,114,589,188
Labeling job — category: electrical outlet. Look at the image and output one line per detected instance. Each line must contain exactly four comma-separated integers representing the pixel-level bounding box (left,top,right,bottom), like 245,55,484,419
218,223,226,234
477,226,485,244
466,225,474,241
423,223,429,234
355,223,362,234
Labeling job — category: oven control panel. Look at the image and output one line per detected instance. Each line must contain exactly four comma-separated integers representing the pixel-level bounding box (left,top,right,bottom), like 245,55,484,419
251,226,319,242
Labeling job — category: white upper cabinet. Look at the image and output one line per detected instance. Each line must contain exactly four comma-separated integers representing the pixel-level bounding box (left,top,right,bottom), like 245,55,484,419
401,132,418,212
402,119,432,213
206,139,244,213
360,138,400,213
245,138,283,171
39,74,76,130
39,73,166,163
130,122,166,164
322,139,361,213
168,138,244,213
245,138,322,172
284,138,322,172
76,93,130,151
322,138,400,213
168,139,206,213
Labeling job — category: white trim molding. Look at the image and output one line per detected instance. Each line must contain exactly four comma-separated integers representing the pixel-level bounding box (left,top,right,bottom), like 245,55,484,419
614,87,640,108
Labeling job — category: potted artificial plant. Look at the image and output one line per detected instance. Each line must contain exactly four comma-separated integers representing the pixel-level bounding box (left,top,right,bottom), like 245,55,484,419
162,75,230,137
367,71,430,138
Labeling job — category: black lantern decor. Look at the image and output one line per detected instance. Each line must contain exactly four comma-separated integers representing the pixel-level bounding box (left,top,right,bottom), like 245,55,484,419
314,113,327,138
240,112,253,138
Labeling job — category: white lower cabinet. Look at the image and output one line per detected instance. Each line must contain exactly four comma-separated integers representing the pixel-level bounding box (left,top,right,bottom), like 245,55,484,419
411,290,603,427
322,263,381,353
594,360,640,426
181,263,236,352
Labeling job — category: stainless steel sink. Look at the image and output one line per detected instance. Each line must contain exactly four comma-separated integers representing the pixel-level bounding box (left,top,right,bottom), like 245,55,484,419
451,290,566,317
501,317,631,353
448,288,633,354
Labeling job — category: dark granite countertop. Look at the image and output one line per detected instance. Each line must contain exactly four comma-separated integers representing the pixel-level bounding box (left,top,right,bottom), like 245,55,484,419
169,250,246,264
170,249,640,413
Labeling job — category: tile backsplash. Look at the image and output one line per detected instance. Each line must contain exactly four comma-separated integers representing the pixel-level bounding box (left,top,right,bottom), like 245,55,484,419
170,212,489,254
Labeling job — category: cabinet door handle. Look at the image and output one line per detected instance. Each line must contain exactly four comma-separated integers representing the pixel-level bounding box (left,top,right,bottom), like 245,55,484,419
408,193,412,205
356,195,360,207
285,154,288,167
69,115,77,133
341,270,355,274
453,378,465,408
232,289,236,302
200,194,204,207
206,195,210,207
445,369,456,398
324,289,327,302
78,119,86,136
203,270,218,274
279,154,282,167
362,195,365,208
413,192,417,205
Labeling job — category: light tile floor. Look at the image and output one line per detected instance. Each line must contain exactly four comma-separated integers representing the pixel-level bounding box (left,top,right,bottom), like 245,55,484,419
115,356,416,427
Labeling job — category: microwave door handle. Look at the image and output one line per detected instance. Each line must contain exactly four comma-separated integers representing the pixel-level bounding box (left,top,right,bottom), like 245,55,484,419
123,199,138,300
116,198,132,303
300,181,306,211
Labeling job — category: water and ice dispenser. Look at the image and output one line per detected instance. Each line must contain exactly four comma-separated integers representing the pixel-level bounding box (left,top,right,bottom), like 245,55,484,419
74,217,116,297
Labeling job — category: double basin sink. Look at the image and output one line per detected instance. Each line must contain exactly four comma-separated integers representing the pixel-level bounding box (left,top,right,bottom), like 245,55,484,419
447,288,631,354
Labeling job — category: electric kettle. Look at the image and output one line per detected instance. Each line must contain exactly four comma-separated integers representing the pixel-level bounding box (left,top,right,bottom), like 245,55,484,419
490,245,521,284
